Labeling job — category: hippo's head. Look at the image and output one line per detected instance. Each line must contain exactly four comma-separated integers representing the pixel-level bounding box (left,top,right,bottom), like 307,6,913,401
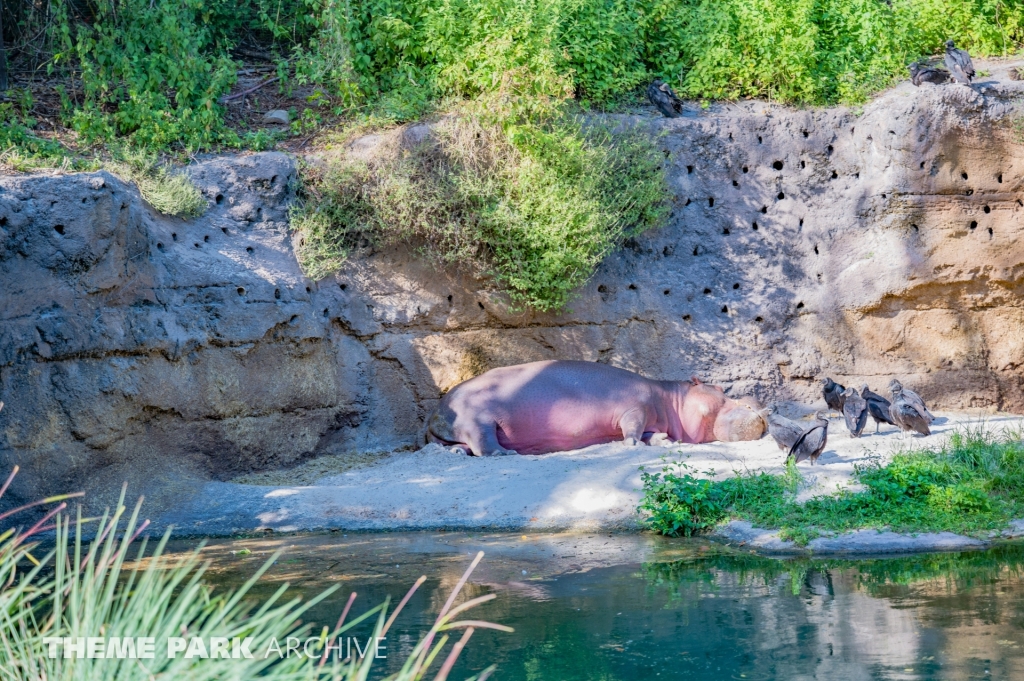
713,396,766,442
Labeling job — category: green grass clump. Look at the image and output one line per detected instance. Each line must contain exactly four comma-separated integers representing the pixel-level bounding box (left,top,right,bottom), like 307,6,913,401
106,149,209,218
639,425,1024,544
0,473,508,680
293,111,668,310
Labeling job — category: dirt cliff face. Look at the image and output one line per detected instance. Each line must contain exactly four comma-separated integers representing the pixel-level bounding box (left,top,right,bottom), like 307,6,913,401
2,73,1023,508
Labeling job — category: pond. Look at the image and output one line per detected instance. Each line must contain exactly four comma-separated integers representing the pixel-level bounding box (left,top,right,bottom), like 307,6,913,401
157,532,1024,680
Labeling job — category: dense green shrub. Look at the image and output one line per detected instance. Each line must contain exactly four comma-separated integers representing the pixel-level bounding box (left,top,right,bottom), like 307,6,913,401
639,426,1024,543
293,112,668,309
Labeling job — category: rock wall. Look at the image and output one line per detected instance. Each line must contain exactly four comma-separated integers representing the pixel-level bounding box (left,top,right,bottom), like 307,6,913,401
2,74,1024,509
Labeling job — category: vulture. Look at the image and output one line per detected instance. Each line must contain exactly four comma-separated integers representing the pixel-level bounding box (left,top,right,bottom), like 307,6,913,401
862,386,896,434
887,379,933,424
789,412,829,465
944,40,976,84
764,405,806,453
908,62,950,86
890,387,931,437
821,377,846,414
841,387,868,438
647,79,683,118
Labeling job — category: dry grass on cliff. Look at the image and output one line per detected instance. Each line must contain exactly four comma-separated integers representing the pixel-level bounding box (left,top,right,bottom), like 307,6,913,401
291,112,669,311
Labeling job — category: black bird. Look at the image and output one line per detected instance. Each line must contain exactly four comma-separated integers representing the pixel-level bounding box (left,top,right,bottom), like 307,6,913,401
821,377,846,414
887,379,934,424
908,62,950,86
861,385,896,434
841,387,868,438
764,405,806,453
789,412,829,465
944,40,976,84
647,79,683,118
890,387,931,436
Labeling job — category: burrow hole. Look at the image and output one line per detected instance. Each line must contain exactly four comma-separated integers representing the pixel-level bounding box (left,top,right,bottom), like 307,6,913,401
961,171,969,180
692,246,700,256
732,283,740,290
796,301,805,309
761,205,767,214
998,173,1003,184
323,308,329,317
683,314,692,322
813,245,819,255
831,171,838,179
687,165,694,174
215,194,224,205
742,166,749,173
827,145,833,155
156,242,164,251
799,218,804,227
722,228,730,235
802,130,808,138
203,235,210,242
54,224,65,235
477,301,485,310
171,232,177,241
751,221,758,231
777,192,785,200
708,197,715,207
684,198,692,206
757,136,763,144
732,180,739,187
194,242,201,249
912,224,919,232
984,205,991,214
755,316,763,322
446,293,452,302
920,161,926,169
222,227,229,235
703,288,712,294
772,160,784,171
721,305,729,314
663,245,674,256
800,160,806,169
306,286,311,293
663,289,671,296
274,289,281,299
237,287,245,296
246,246,254,254
970,221,978,230
340,283,347,291
598,285,607,293
628,284,637,290
988,227,994,237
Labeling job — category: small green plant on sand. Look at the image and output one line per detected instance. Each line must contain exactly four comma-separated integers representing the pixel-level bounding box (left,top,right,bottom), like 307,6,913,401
640,424,1024,544
0,469,509,680
293,109,669,311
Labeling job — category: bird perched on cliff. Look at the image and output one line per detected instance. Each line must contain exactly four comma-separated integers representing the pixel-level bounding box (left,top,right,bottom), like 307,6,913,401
887,379,934,424
764,405,806,453
789,412,829,465
890,386,931,437
647,79,683,118
944,40,976,84
908,62,950,86
861,386,896,434
841,387,868,438
821,378,846,415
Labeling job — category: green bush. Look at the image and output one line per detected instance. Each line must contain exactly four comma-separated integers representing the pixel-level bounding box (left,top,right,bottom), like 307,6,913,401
639,426,1024,543
293,112,668,310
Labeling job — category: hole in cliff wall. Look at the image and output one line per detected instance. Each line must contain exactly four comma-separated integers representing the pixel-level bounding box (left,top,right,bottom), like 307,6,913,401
156,242,164,251
912,224,919,232
733,283,740,289
703,288,712,294
194,243,201,249
802,130,809,138
171,232,177,241
687,165,694,174
685,198,692,206
920,162,926,169
628,284,637,290
721,305,729,313
998,173,1003,183
827,145,833,155
755,316,764,322
203,235,210,243
966,189,974,196
831,171,838,179
800,160,806,169
796,301,804,309
752,221,758,230
970,221,978,230
664,289,671,295
246,246,254,254
799,219,804,227
237,287,245,296
663,245,674,256
989,227,994,237
54,224,64,235
962,172,969,180
817,273,822,282
758,136,763,144
708,197,715,207
598,285,608,293
814,245,819,254
761,205,767,214
1018,199,1023,207
215,194,224,205
854,172,860,179
222,227,229,235
0,217,6,226
882,194,886,199
477,301,485,310
773,160,784,170
683,314,692,322
693,245,700,256
275,289,281,299
323,308,329,317
984,205,991,213
732,180,739,187
742,166,749,173
777,192,785,200
723,227,730,235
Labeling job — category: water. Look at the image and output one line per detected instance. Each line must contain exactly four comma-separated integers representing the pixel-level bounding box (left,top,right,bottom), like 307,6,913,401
156,532,1024,680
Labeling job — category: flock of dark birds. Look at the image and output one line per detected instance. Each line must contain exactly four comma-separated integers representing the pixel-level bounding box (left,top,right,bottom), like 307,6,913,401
763,378,936,466
647,41,976,116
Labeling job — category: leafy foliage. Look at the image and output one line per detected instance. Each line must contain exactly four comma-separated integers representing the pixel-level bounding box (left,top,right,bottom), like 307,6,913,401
639,425,1024,544
293,112,668,310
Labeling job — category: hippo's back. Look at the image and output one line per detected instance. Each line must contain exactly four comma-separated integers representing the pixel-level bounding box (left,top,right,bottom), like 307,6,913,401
435,360,660,453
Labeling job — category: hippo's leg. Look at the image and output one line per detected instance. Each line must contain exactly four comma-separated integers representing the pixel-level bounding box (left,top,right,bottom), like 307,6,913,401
462,420,519,457
619,408,648,446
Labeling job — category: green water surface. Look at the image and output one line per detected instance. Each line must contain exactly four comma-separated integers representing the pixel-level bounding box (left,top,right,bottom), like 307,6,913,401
160,532,1024,680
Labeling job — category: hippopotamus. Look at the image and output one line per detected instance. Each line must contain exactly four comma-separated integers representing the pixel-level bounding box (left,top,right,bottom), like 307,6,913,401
425,360,766,456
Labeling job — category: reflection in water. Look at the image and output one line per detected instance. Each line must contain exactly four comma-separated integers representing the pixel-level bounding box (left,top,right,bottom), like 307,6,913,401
153,534,1024,680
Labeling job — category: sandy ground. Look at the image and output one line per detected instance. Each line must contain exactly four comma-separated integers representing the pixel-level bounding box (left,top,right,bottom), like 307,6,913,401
154,412,1023,544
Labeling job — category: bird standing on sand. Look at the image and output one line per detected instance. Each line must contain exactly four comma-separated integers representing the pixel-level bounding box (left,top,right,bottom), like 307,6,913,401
789,412,829,465
822,378,846,415
944,40,976,84
887,379,933,424
861,385,896,434
908,62,950,86
890,386,931,436
764,405,806,453
841,387,868,438
647,79,683,118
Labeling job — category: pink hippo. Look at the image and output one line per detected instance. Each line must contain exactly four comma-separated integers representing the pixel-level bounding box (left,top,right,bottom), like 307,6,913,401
425,360,766,456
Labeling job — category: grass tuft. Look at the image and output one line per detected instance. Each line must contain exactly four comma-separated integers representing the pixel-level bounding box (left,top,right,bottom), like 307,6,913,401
293,111,669,310
640,424,1024,545
106,148,208,218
